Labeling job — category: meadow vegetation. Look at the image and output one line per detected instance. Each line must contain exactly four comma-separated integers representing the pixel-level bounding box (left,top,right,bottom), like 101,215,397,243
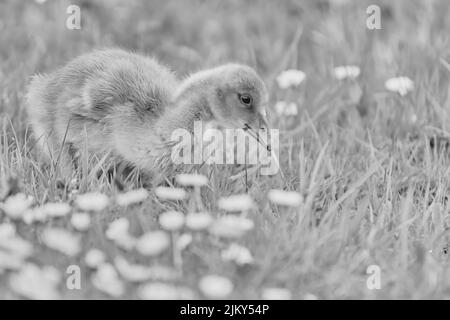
1,0,450,299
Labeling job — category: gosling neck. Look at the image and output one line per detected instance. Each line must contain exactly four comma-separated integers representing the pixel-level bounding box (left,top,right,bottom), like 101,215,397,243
157,89,214,141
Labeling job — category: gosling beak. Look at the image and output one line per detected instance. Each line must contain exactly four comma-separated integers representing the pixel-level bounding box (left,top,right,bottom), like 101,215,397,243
258,111,269,130
258,110,271,152
243,123,271,153
258,111,269,132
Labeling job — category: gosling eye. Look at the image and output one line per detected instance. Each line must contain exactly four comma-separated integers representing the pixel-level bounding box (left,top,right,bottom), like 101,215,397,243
238,93,253,107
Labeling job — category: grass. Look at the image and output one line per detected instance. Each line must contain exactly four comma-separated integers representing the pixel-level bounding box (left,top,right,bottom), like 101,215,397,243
1,0,450,299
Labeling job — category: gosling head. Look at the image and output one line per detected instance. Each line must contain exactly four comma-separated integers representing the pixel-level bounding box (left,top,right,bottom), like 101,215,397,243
207,64,269,132
176,64,270,134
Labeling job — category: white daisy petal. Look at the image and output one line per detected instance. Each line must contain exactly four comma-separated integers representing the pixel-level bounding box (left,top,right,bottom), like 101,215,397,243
304,293,319,300
75,192,109,212
22,207,47,224
85,249,106,269
218,194,255,212
209,215,254,239
136,231,170,256
262,287,292,300
105,218,130,239
42,228,81,257
176,233,193,251
138,282,195,300
334,65,361,80
0,222,16,238
159,211,185,231
175,174,209,187
199,275,234,299
186,212,213,231
91,263,124,297
1,193,34,219
116,188,149,206
113,234,137,251
114,259,179,284
71,212,91,231
274,101,298,116
0,236,33,258
114,256,153,282
385,76,414,96
105,218,136,250
284,102,298,115
140,265,178,282
9,263,61,300
276,69,306,89
154,186,187,201
0,251,23,272
40,202,71,218
268,189,303,207
221,243,254,265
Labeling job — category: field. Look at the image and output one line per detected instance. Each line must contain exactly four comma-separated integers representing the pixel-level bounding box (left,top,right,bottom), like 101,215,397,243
1,0,450,299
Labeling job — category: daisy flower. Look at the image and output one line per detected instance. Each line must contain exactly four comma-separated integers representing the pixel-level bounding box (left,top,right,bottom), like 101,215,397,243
175,174,209,187
138,282,194,300
262,287,292,300
91,263,124,297
274,101,298,116
333,65,361,80
0,222,16,238
276,69,306,89
22,207,47,224
0,235,33,258
145,265,178,281
40,202,71,218
116,188,149,206
75,192,109,212
0,250,23,272
159,211,185,231
268,189,303,207
9,263,60,300
41,228,81,257
199,275,234,299
154,186,187,201
1,193,34,219
209,215,254,238
105,218,130,239
71,212,91,231
176,233,193,251
0,225,32,271
221,243,254,265
136,231,170,256
84,249,106,269
304,293,319,300
218,194,255,212
114,256,152,283
185,212,213,231
105,218,136,250
385,76,414,96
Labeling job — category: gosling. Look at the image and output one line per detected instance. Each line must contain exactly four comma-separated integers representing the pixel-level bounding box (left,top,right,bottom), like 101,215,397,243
25,49,269,182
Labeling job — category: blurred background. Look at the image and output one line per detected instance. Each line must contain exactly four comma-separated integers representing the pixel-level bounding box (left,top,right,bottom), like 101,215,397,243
2,0,450,138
